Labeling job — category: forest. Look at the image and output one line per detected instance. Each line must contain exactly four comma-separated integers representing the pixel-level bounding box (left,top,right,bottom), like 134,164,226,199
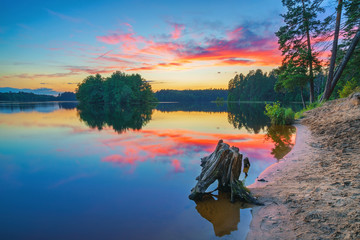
228,0,359,107
77,103,154,133
227,69,328,102
0,91,76,102
274,0,359,105
75,71,156,104
155,89,228,102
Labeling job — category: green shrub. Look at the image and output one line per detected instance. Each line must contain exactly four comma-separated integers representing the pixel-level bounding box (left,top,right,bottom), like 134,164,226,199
265,102,294,125
294,101,322,119
294,111,304,119
338,78,360,98
284,108,295,124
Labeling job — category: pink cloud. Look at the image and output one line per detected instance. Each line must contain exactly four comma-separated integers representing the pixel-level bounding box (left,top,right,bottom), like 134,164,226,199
102,154,143,165
227,27,243,40
170,23,185,40
93,23,282,72
98,126,295,175
172,159,185,173
101,128,282,168
4,21,284,80
96,33,136,45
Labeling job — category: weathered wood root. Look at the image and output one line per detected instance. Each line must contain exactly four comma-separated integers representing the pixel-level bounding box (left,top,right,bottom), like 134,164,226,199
189,139,262,205
230,179,262,205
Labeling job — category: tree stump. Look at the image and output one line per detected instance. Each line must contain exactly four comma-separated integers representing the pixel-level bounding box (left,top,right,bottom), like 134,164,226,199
189,140,261,204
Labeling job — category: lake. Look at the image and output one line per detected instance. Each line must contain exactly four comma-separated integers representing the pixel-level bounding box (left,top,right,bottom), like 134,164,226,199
0,101,296,240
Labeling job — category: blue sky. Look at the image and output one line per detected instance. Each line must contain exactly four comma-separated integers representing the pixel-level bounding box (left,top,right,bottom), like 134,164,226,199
0,0,285,91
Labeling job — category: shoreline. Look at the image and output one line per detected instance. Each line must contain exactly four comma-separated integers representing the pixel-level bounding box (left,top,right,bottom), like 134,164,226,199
246,94,360,240
246,123,310,240
247,123,304,190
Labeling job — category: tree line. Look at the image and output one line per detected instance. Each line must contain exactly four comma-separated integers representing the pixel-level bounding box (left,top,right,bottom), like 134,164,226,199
227,69,327,103
0,92,76,102
228,0,359,106
228,69,294,102
155,89,228,102
77,103,154,133
75,71,156,104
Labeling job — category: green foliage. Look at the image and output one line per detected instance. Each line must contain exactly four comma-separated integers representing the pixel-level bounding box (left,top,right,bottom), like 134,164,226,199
284,107,295,123
338,78,360,98
215,97,224,102
228,103,271,134
294,101,322,119
343,0,360,37
332,37,360,100
155,101,227,113
76,74,104,103
0,92,56,101
265,125,296,160
0,91,76,102
77,103,155,133
227,68,321,102
228,69,277,101
276,59,308,92
276,0,324,102
155,89,227,102
264,102,295,125
76,71,156,105
57,92,77,101
323,0,360,100
214,97,225,107
228,69,302,102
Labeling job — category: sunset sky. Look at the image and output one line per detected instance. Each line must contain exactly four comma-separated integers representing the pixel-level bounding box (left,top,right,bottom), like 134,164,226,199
0,0,285,92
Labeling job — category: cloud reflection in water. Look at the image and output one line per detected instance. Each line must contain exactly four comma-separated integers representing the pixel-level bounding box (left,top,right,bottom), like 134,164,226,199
101,128,277,174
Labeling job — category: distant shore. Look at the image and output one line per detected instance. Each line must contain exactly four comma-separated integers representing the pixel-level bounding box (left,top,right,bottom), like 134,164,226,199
247,94,360,240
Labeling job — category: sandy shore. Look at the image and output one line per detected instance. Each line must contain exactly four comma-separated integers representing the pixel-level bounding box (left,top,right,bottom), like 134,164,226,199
247,93,360,240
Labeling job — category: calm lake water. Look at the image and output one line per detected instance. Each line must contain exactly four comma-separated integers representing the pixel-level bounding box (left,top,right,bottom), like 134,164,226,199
0,101,296,240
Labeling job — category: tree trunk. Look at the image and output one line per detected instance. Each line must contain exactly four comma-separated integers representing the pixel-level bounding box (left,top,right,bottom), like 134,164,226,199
322,0,343,101
189,140,261,204
302,0,315,103
300,87,306,108
322,28,360,101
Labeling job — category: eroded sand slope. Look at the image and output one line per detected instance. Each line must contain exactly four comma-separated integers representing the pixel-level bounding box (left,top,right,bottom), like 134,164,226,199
248,93,360,240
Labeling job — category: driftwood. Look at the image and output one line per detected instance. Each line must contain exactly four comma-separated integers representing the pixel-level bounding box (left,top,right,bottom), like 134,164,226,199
189,140,261,204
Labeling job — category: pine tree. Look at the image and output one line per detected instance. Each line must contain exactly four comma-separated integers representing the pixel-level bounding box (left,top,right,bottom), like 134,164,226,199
276,0,323,103
321,0,360,101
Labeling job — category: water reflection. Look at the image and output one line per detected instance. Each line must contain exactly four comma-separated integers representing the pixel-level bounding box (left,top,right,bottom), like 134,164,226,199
195,192,253,237
156,101,227,113
0,101,77,113
77,103,155,133
265,125,296,160
227,103,270,134
58,102,78,109
0,101,300,240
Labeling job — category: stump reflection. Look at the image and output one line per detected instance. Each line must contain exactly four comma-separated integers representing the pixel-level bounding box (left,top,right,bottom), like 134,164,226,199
195,191,252,237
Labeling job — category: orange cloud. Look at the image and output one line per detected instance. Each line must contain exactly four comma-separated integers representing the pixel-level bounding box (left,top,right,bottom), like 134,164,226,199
2,21,283,86
93,23,282,72
101,128,287,172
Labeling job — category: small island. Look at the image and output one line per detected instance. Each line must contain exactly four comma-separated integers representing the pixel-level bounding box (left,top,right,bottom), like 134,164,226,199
75,71,157,105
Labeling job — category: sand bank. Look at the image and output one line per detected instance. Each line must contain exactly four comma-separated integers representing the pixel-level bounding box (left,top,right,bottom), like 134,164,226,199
247,94,360,240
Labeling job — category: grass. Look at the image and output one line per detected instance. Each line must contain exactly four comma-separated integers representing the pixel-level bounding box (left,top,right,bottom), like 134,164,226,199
295,101,323,119
265,100,324,124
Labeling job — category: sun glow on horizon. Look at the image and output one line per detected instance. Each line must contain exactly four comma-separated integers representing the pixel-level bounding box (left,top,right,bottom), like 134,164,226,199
0,0,285,92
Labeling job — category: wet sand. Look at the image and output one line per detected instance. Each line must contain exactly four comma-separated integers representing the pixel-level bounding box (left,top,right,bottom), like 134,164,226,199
247,94,360,240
